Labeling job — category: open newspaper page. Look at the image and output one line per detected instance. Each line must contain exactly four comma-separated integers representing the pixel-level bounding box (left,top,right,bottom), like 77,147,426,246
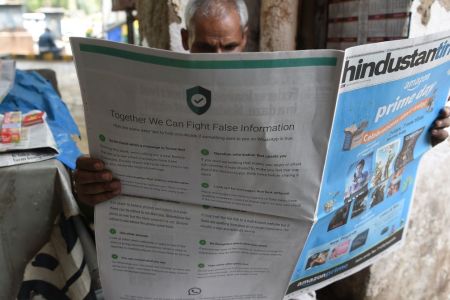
96,195,311,300
286,30,450,297
0,110,59,166
71,38,342,299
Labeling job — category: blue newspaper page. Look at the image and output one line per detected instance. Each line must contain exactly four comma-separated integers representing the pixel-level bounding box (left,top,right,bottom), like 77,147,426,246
286,30,450,297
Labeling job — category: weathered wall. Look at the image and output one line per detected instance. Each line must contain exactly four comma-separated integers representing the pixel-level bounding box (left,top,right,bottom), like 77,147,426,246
411,0,450,37
167,0,186,52
136,0,170,49
260,0,299,51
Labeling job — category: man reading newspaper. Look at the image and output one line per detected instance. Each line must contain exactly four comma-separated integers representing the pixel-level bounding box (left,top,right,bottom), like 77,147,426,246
72,0,450,298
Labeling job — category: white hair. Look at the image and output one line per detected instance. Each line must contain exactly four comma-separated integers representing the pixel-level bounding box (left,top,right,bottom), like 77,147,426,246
184,0,248,31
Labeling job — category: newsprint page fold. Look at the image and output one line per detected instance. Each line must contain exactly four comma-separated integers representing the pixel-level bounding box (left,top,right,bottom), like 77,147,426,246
71,30,450,300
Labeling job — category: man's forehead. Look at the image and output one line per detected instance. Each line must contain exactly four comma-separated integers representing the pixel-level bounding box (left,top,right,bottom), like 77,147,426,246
188,0,241,29
192,12,242,38
196,0,236,16
182,0,247,53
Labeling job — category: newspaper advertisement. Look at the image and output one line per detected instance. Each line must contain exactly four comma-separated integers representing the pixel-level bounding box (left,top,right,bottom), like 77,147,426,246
286,30,450,296
95,195,311,300
71,30,450,299
0,110,59,167
71,37,341,299
71,38,341,220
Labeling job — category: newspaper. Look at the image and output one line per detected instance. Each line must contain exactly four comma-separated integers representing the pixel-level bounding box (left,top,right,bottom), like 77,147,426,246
71,30,450,299
0,110,59,167
287,28,450,297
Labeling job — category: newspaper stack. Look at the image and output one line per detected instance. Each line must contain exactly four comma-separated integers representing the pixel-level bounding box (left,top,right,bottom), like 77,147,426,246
0,110,59,167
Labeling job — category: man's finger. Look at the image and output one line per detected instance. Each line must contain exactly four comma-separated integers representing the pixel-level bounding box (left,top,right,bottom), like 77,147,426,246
76,156,105,171
439,106,450,118
73,169,113,185
431,128,449,141
77,180,121,195
434,117,450,129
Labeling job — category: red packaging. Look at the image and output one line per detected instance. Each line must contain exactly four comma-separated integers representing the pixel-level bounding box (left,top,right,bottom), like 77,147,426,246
22,112,44,127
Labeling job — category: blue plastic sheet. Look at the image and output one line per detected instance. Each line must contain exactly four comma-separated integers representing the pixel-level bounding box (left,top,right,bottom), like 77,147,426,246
0,70,82,169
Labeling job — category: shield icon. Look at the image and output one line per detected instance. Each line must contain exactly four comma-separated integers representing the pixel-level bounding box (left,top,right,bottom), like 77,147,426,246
186,86,211,115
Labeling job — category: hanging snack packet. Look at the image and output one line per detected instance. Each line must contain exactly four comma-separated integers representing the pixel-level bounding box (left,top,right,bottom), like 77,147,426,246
1,111,22,143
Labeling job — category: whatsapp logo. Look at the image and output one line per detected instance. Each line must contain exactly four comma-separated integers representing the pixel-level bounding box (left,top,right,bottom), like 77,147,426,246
187,86,211,115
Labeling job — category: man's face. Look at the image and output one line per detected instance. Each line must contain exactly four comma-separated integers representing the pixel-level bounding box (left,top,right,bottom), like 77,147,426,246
356,163,363,174
182,9,247,53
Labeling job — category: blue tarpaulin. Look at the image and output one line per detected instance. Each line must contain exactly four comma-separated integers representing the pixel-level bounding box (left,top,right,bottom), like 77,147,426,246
0,70,82,169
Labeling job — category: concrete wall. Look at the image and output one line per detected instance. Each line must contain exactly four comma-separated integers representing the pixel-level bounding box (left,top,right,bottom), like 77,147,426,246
259,0,299,51
137,0,170,49
410,0,450,37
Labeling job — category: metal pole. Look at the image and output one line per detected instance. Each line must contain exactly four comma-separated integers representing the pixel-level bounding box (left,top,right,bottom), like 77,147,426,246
126,8,135,44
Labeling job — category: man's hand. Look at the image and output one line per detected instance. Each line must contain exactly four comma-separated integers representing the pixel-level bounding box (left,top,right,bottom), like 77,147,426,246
73,156,121,206
431,107,450,146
